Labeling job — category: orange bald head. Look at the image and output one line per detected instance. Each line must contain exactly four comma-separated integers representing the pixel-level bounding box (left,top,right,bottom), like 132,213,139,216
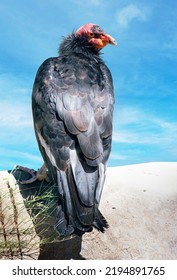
76,23,117,49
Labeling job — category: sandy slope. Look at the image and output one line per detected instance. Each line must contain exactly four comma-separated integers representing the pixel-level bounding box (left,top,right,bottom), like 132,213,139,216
81,162,177,259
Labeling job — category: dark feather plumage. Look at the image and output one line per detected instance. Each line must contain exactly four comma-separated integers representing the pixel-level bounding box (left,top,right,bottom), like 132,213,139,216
32,24,115,236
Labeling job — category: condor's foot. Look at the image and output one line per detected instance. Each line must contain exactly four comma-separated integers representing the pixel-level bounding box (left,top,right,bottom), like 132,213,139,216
16,164,49,184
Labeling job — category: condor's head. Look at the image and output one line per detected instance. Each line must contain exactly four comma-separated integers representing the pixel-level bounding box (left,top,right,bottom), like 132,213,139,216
76,23,117,49
59,23,117,55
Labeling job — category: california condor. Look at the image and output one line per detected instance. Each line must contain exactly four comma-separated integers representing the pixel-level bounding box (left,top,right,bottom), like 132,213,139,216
31,23,116,236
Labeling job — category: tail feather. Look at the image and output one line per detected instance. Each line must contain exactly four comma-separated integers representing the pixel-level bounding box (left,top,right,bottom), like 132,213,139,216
54,156,108,236
55,167,94,235
66,166,94,232
54,204,74,236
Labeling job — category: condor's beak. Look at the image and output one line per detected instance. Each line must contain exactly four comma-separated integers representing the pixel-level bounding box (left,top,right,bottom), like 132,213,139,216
109,37,117,46
88,33,117,49
106,34,117,46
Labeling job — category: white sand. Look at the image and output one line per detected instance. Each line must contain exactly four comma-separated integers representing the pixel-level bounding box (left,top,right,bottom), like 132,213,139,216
82,162,177,259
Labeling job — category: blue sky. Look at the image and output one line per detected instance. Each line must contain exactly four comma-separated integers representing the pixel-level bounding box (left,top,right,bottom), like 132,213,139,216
0,0,177,170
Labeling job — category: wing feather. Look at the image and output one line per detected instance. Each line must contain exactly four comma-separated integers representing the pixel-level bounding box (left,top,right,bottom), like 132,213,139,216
32,54,114,234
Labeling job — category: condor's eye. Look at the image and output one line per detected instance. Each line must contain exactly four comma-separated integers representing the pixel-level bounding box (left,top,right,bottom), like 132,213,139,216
89,32,94,38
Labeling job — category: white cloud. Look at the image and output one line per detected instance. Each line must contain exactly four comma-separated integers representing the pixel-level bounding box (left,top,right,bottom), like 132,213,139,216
0,147,42,170
113,106,142,126
109,153,128,161
0,101,32,128
116,4,148,29
113,106,177,147
0,73,33,129
113,131,160,145
0,148,41,163
111,105,177,165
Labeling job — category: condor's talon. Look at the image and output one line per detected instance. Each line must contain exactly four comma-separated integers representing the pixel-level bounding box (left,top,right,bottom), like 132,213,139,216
35,164,49,182
16,164,48,184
